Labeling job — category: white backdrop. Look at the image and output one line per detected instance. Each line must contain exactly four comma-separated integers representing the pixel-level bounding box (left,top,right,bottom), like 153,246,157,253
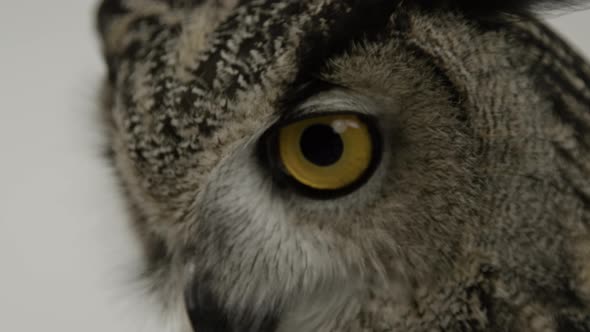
0,2,588,331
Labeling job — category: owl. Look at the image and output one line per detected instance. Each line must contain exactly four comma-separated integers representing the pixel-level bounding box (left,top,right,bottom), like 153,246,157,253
96,0,590,331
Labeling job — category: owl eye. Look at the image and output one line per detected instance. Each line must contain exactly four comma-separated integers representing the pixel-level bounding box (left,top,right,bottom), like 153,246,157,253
262,112,382,198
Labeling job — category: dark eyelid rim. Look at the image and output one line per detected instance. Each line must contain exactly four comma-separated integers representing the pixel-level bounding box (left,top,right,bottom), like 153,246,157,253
258,110,383,200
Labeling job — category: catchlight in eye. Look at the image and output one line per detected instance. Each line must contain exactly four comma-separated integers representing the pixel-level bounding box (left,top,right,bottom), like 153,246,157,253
263,112,382,198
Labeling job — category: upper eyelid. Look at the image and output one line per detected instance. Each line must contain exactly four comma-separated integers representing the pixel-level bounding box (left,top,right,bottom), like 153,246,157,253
292,89,381,118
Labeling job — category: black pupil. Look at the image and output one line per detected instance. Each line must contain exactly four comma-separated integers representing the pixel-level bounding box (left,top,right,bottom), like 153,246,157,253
299,124,344,166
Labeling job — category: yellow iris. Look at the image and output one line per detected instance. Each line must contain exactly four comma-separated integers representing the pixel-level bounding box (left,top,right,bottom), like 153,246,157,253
278,114,373,190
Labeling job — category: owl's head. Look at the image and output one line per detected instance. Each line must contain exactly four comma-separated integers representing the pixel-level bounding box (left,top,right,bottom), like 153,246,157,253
97,0,590,331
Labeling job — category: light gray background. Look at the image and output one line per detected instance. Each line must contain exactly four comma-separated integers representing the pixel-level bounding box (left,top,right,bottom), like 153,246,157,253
0,1,588,331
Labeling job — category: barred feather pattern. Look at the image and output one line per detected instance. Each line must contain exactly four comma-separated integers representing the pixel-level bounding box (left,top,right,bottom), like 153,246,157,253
97,0,590,331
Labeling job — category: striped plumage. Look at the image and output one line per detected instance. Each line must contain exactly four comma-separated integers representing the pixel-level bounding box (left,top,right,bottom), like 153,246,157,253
97,1,590,331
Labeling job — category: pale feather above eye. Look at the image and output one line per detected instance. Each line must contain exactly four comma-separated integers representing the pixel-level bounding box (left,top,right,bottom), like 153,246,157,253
257,90,384,199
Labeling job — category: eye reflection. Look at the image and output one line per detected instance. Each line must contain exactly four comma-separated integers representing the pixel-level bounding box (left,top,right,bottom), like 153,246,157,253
263,112,382,198
299,123,344,166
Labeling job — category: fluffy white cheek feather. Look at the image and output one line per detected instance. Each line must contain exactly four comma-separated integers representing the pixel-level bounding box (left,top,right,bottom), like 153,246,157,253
94,178,192,332
181,139,364,331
